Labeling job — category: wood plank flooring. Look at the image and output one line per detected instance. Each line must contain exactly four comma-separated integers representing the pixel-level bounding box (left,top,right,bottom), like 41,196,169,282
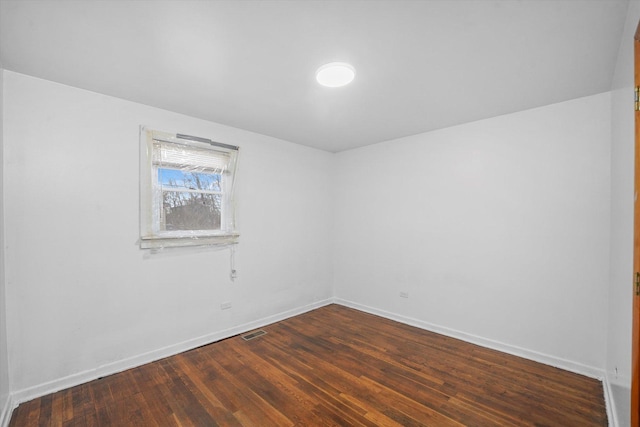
9,304,607,426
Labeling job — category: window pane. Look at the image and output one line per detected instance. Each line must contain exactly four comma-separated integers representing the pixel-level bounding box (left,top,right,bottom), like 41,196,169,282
158,168,221,192
162,191,221,231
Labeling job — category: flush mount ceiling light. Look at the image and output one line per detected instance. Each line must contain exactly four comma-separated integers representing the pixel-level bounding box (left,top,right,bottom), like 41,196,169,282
316,62,356,87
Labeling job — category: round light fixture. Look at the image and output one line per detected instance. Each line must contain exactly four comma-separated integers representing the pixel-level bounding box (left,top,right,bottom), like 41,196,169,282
316,62,356,87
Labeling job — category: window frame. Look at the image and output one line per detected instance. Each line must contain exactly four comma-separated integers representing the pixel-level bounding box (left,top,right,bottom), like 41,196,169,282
154,166,225,237
140,127,239,249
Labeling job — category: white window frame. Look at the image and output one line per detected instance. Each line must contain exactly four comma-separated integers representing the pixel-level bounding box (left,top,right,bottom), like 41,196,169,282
140,127,239,249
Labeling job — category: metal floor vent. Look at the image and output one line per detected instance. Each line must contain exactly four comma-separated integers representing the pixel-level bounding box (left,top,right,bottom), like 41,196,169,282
242,329,267,341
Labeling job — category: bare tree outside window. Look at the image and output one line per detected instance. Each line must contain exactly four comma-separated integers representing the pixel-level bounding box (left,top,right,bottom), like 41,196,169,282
159,169,223,231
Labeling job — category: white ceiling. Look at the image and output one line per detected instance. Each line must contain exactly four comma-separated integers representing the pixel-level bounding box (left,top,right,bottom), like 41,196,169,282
0,0,630,152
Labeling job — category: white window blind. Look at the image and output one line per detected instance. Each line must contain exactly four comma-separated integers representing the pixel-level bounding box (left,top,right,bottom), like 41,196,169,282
153,141,232,172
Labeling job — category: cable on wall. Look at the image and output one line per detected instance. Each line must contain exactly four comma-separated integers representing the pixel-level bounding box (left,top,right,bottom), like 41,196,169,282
230,245,237,281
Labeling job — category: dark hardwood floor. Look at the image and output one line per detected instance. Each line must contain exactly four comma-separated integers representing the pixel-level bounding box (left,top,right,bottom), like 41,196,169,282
9,304,607,426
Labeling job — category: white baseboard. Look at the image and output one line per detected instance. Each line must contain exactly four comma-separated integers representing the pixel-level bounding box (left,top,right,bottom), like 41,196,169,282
11,298,333,406
334,298,605,380
7,298,614,426
0,394,14,427
603,375,618,427
335,299,615,423
335,299,623,425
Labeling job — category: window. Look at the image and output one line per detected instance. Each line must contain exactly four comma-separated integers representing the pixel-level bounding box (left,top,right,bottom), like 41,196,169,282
140,127,239,249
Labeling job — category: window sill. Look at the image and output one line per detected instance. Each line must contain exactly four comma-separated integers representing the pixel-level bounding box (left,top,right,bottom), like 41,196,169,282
140,233,239,249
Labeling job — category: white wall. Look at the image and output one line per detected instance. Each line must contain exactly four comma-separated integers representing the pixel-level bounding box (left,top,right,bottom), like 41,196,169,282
607,2,640,425
334,93,612,375
2,71,334,397
0,68,11,425
0,34,629,423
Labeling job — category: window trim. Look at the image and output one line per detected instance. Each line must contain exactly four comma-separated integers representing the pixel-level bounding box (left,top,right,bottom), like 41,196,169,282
139,126,239,249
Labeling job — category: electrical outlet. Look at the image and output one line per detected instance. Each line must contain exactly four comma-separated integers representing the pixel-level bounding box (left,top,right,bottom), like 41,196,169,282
400,291,409,298
220,302,232,310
